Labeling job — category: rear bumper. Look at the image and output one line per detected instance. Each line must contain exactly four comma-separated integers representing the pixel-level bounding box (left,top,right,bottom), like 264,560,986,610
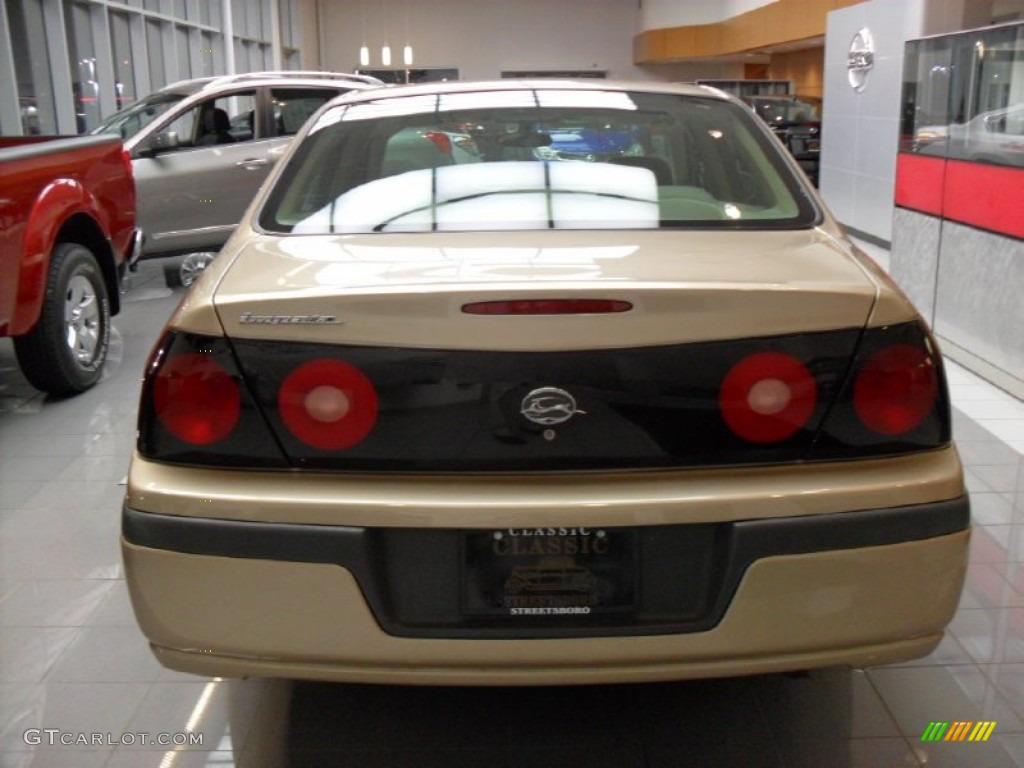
123,497,968,640
124,527,968,685
122,492,969,684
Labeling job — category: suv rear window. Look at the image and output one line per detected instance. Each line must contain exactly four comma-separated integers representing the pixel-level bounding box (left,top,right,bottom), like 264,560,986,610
259,89,818,234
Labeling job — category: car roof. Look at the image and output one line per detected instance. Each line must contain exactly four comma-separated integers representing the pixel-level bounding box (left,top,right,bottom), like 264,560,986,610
159,70,383,96
742,95,804,102
324,78,739,107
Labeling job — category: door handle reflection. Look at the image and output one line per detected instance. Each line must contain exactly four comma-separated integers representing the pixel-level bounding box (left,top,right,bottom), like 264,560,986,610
236,158,270,170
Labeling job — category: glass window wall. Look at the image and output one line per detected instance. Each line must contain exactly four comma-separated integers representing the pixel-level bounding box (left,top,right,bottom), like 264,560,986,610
280,0,295,48
64,0,101,132
902,22,1024,168
200,30,218,76
146,17,166,89
175,24,191,80
110,11,136,109
3,0,290,135
260,0,271,42
6,0,57,133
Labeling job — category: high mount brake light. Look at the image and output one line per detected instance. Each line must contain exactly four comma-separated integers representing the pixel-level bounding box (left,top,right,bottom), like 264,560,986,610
854,344,938,435
720,351,817,443
153,353,241,445
278,359,378,450
462,299,633,315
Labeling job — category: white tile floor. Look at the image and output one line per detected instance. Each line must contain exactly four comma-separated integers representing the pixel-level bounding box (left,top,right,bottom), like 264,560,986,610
1,255,1023,767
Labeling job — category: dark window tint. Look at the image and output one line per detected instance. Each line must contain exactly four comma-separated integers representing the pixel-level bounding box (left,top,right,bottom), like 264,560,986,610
159,91,257,149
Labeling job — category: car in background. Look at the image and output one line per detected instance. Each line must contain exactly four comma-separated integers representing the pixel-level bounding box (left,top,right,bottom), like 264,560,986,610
381,127,482,175
915,103,1024,168
742,95,822,185
942,102,1024,167
910,123,949,153
93,71,382,286
123,80,968,686
533,126,641,162
956,103,1024,166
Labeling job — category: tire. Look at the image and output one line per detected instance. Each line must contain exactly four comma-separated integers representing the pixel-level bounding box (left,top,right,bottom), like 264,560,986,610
13,243,111,396
164,251,216,289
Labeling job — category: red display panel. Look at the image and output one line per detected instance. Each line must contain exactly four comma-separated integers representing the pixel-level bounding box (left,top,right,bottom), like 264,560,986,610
896,153,1024,240
943,160,1024,240
894,153,946,218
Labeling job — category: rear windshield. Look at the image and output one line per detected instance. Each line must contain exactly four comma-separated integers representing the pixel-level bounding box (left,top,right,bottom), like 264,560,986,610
259,89,818,234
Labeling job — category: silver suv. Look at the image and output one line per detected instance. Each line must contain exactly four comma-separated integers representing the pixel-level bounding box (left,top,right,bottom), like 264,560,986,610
94,71,382,286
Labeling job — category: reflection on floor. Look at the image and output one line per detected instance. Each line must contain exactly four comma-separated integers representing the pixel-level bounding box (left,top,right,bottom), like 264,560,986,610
1,258,1023,768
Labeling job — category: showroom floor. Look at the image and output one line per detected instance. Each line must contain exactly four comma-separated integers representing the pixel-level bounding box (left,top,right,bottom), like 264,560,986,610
1,248,1023,768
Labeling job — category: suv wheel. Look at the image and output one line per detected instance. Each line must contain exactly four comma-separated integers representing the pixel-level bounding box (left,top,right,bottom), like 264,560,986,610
164,251,216,288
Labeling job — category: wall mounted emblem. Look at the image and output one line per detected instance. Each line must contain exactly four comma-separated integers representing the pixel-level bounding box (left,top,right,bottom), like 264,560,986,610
848,27,875,92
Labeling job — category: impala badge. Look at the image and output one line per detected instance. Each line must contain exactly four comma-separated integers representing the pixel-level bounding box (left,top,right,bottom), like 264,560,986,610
521,387,582,426
239,312,341,325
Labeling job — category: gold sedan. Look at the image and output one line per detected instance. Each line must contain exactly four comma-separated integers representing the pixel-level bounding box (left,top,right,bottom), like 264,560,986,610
122,80,968,685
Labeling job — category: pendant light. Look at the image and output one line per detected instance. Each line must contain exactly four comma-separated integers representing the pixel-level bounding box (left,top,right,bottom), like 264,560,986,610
381,0,391,67
359,0,369,67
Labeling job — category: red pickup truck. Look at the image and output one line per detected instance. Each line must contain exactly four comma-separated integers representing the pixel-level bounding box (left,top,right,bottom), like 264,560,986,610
0,135,141,395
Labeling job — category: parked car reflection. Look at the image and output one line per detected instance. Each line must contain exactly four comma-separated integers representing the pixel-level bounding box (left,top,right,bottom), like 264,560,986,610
742,95,822,185
913,102,1024,167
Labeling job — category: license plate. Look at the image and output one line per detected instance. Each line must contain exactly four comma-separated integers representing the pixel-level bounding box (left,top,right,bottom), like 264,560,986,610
463,528,636,618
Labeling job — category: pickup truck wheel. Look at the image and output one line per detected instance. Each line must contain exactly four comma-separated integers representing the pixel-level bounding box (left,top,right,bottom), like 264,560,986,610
13,243,110,396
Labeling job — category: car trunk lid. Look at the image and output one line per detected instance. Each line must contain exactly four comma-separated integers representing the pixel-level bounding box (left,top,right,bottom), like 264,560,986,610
212,229,880,350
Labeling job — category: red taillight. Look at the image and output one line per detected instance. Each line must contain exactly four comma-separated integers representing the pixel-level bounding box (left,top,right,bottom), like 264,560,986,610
278,359,378,450
854,344,937,435
720,352,817,443
153,354,241,445
462,299,633,315
424,131,453,155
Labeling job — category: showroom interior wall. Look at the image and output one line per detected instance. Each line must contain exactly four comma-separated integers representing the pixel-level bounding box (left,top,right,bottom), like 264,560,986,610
820,0,1018,243
300,0,746,83
640,0,777,30
821,1,1024,398
889,21,1024,399
819,0,921,244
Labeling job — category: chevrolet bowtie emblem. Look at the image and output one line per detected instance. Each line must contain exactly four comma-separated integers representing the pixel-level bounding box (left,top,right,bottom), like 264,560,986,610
520,387,584,426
